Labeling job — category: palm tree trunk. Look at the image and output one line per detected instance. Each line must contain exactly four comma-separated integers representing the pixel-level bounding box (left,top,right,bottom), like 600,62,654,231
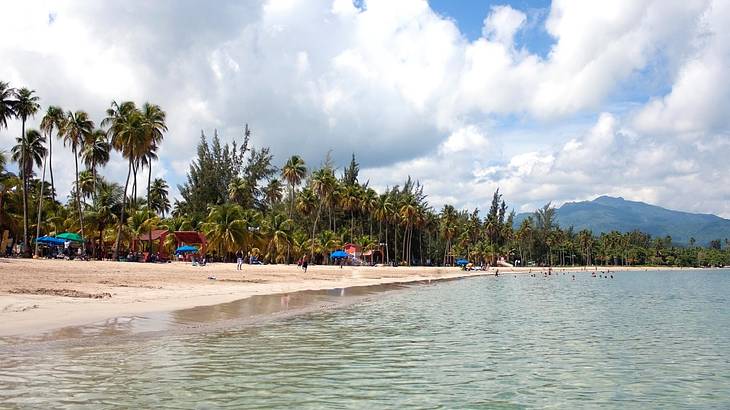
49,128,55,201
20,118,29,256
113,160,132,260
148,162,153,255
34,147,48,256
310,201,322,260
385,223,389,264
98,224,104,260
286,183,293,264
74,147,86,256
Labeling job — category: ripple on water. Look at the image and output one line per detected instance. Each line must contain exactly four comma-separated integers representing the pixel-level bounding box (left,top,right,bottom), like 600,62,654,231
1,270,730,408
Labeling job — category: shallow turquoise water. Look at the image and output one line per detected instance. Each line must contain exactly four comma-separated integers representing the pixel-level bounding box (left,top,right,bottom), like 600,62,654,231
2,269,729,408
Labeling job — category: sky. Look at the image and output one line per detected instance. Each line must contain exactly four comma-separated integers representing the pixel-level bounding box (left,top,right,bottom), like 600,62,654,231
1,0,729,217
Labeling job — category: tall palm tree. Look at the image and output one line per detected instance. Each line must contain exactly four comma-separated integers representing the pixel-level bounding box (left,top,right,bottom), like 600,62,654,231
281,155,307,217
309,167,336,259
139,103,166,254
63,110,94,255
0,81,16,130
39,105,64,200
11,130,46,180
280,155,306,264
81,129,111,199
103,100,143,259
373,193,393,263
11,129,45,255
14,88,40,255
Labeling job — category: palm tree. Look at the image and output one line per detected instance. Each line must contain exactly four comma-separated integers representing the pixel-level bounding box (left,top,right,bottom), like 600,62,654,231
281,155,307,217
85,181,122,259
139,103,167,254
11,130,46,180
263,213,292,263
341,184,360,242
0,81,16,130
309,167,336,259
63,110,94,255
280,155,307,264
40,106,64,200
149,178,170,217
81,129,111,199
103,101,143,259
11,129,46,255
373,193,393,263
263,178,284,208
201,203,247,260
14,88,40,255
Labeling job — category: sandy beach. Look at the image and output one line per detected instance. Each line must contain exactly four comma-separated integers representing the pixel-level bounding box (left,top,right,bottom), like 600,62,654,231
0,259,679,337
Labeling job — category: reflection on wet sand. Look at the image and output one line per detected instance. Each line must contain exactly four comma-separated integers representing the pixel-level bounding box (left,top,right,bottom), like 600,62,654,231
1,282,435,349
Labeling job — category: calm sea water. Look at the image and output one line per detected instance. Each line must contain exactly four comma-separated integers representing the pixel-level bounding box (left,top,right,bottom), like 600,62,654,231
2,269,729,408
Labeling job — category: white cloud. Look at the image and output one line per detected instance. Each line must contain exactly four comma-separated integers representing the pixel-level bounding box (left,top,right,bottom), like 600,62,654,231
0,0,728,218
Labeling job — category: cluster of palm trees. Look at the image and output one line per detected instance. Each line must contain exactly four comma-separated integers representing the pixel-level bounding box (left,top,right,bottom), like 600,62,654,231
2,80,727,267
0,81,167,258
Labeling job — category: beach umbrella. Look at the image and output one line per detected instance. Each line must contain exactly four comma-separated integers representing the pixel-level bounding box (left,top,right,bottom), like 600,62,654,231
330,250,349,259
56,232,84,242
175,245,199,254
36,236,66,245
455,258,469,266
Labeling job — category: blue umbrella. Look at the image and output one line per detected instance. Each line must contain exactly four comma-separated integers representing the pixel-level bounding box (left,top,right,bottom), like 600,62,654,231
36,236,66,245
455,258,469,266
176,245,199,254
330,250,349,259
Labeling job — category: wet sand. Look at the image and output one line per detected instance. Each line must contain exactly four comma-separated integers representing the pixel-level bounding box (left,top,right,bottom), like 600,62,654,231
0,258,680,338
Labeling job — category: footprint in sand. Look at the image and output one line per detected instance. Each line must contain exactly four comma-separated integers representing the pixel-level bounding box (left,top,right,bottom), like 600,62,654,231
2,303,40,313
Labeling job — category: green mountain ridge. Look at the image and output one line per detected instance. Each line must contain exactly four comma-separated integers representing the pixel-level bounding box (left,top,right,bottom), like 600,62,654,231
514,196,730,246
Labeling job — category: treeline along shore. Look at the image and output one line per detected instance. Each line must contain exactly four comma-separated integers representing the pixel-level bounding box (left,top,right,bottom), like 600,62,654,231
1,80,729,268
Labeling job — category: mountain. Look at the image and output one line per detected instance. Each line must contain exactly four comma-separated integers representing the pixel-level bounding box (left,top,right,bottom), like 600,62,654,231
514,196,730,246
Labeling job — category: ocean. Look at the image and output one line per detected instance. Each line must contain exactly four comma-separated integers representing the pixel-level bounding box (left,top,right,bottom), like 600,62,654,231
1,269,729,408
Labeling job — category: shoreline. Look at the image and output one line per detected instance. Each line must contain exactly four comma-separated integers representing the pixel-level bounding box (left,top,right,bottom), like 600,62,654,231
0,259,686,338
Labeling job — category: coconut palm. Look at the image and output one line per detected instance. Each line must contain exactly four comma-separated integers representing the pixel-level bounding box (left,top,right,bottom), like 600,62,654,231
39,105,64,200
11,130,46,179
103,101,144,259
0,81,16,130
263,178,283,208
262,213,292,263
81,129,111,199
373,194,394,263
62,110,94,255
14,88,40,255
11,128,46,255
149,178,170,217
84,180,122,259
281,155,307,217
201,203,247,260
139,103,167,254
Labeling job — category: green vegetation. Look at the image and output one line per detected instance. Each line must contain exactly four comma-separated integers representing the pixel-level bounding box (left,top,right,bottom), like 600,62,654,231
1,80,729,267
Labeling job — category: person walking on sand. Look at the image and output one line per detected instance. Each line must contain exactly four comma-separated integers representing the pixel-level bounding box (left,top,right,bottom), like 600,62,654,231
302,256,309,273
236,250,243,271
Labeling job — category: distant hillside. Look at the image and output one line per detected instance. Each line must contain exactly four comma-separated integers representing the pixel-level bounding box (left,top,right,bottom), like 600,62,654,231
514,196,730,246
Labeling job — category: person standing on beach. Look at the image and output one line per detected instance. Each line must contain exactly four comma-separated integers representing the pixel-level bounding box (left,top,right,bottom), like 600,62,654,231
236,250,243,271
302,256,309,273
